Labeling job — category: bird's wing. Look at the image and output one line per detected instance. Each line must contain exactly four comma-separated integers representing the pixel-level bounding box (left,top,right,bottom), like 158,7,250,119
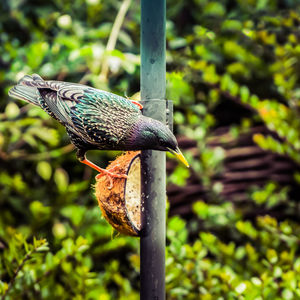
17,74,83,126
17,74,140,147
70,89,141,147
18,74,139,120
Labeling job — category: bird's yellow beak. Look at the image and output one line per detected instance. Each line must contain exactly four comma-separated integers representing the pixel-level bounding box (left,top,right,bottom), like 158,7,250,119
168,147,189,168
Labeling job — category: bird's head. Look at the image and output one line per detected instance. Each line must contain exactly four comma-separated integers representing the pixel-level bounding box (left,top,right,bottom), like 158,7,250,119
126,116,189,167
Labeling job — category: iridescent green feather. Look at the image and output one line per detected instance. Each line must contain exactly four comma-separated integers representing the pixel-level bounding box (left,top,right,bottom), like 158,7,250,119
70,89,141,149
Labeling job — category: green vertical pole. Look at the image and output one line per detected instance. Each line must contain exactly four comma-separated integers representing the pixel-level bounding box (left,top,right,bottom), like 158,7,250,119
140,0,166,299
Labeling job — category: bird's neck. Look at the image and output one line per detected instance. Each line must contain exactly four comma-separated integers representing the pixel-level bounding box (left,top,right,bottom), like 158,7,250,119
122,116,155,150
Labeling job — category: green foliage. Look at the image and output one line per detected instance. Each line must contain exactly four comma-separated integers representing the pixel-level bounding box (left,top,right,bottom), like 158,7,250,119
0,207,139,299
163,1,300,298
1,1,140,298
166,200,300,299
1,0,300,299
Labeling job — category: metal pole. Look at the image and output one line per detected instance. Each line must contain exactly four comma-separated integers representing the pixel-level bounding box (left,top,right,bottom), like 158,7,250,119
140,0,166,299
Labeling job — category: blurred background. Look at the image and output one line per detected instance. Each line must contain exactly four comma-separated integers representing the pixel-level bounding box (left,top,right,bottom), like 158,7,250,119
1,0,300,299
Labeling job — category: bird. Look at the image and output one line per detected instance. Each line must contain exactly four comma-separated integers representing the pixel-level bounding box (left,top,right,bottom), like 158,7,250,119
9,74,189,187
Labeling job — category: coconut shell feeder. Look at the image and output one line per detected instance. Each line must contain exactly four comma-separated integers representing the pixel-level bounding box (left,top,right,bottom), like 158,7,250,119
95,151,141,236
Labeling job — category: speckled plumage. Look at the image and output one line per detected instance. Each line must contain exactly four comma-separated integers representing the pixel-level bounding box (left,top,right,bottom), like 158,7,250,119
8,74,185,166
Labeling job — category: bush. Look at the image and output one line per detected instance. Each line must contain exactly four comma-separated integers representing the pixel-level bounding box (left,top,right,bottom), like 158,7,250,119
1,0,300,299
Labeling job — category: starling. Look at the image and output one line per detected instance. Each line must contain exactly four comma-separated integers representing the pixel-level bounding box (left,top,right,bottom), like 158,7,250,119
9,74,188,185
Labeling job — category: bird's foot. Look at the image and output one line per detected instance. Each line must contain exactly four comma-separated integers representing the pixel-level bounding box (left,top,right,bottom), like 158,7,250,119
124,94,143,110
131,100,143,110
96,166,127,189
79,157,127,189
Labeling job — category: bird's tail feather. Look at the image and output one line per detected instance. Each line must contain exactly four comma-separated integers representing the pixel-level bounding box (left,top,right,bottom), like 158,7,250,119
8,85,40,106
17,74,43,86
8,74,44,106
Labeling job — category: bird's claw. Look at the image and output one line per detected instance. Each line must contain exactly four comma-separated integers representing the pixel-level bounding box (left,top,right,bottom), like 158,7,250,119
125,96,143,110
96,167,127,189
131,101,143,110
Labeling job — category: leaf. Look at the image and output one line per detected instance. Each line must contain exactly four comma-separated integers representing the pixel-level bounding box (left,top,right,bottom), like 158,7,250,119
203,2,225,17
5,103,20,119
54,168,69,193
240,86,250,103
36,161,52,181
